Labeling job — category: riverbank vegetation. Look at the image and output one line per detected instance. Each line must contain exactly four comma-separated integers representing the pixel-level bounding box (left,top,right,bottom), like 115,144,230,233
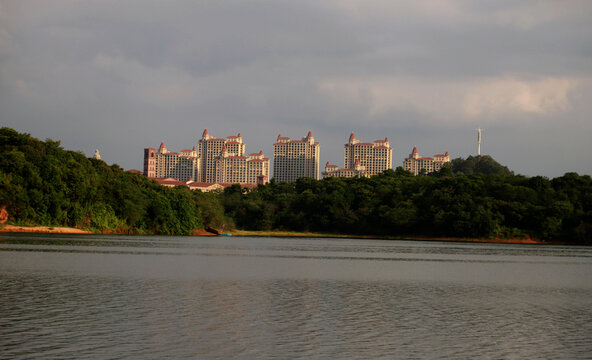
0,127,231,235
1,127,591,244
222,170,591,244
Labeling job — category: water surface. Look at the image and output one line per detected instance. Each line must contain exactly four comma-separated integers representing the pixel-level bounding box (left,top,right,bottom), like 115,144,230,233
1,234,591,359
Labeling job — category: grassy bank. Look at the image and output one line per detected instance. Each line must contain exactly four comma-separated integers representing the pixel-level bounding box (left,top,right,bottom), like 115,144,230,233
0,224,555,245
232,229,547,244
232,229,374,239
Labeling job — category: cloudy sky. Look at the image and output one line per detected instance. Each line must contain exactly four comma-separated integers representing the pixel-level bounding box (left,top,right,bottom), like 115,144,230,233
1,0,591,177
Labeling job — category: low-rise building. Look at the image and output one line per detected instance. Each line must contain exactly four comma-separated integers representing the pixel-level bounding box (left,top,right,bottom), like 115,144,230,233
321,160,369,178
152,178,258,192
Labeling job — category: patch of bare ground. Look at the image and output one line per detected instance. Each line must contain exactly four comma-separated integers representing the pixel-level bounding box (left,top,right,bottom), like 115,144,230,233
0,225,91,234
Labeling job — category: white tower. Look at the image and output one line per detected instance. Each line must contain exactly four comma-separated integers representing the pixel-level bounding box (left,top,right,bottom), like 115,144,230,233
477,128,482,156
93,149,101,160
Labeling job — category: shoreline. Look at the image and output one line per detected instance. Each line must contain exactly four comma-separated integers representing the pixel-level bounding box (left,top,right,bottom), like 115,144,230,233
0,225,563,245
0,224,92,234
231,230,549,245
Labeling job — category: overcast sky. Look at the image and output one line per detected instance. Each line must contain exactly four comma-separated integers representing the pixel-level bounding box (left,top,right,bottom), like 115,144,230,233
1,0,591,177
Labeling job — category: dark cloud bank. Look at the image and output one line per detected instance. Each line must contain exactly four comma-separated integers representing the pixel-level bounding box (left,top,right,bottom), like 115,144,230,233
1,0,591,177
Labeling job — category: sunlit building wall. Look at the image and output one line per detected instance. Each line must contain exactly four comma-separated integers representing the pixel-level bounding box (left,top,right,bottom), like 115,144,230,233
344,133,392,176
403,146,450,175
273,131,320,182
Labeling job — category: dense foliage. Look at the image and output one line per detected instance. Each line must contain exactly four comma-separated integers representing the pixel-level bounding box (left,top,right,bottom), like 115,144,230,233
1,128,591,244
451,155,513,175
221,168,592,244
0,127,230,234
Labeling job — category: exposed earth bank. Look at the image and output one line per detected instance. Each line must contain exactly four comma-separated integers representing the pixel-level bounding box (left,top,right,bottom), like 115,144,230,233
0,225,92,234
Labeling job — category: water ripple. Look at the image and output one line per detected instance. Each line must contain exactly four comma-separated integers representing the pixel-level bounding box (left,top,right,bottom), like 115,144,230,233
1,235,591,359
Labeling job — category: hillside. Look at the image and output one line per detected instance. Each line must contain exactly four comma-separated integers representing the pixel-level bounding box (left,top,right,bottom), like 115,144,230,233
1,127,591,244
0,127,229,234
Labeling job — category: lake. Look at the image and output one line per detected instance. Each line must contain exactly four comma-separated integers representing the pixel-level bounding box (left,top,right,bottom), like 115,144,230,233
1,234,591,359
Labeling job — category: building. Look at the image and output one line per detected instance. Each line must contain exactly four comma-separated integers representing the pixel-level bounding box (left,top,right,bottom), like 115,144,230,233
321,159,369,179
215,147,270,184
344,133,392,176
403,146,450,175
273,131,320,182
143,129,269,185
153,178,258,193
143,142,200,182
198,129,246,183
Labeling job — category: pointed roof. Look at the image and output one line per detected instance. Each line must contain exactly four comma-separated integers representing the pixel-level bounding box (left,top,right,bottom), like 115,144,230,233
349,132,355,142
277,133,282,141
259,150,263,155
238,133,242,137
202,128,209,137
159,141,166,148
445,151,449,156
307,130,313,137
385,137,388,142
412,146,418,154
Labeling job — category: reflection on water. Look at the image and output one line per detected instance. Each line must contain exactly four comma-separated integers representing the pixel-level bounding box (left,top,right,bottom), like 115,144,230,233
1,234,591,359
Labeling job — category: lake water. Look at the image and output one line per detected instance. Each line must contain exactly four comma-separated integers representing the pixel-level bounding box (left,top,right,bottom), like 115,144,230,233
1,234,591,359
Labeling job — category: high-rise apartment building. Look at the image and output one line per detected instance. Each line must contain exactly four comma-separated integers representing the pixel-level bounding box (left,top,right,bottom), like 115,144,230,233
143,129,269,185
403,146,450,175
143,142,200,182
157,143,200,181
343,133,392,176
215,147,270,185
198,129,247,183
273,131,320,182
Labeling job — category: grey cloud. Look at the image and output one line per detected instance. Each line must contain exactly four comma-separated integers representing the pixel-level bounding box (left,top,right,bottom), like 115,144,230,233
1,0,591,177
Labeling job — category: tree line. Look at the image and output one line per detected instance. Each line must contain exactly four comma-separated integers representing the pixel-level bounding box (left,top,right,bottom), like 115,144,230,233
0,127,230,234
1,127,590,244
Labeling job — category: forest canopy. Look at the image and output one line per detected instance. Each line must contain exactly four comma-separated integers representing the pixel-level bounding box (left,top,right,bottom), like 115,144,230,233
0,127,229,234
1,127,590,244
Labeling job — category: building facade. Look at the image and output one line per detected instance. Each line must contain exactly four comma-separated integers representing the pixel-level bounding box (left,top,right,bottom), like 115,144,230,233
321,159,369,179
143,129,269,185
215,147,270,185
198,129,247,183
153,178,258,192
403,146,450,175
344,133,392,176
273,131,320,182
143,142,200,182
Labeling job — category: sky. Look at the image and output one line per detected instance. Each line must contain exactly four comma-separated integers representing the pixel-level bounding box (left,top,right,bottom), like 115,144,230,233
1,0,591,178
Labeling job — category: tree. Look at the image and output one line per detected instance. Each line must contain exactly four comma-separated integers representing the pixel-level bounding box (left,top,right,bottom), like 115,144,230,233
451,155,513,175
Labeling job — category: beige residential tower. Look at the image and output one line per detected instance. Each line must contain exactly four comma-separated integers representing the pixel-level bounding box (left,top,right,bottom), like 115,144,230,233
273,131,320,182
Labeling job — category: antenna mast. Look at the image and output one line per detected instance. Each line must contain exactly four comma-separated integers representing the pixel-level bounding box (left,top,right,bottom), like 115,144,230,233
477,128,482,156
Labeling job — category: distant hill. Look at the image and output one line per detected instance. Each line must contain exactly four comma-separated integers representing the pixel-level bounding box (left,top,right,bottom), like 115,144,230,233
451,155,513,175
